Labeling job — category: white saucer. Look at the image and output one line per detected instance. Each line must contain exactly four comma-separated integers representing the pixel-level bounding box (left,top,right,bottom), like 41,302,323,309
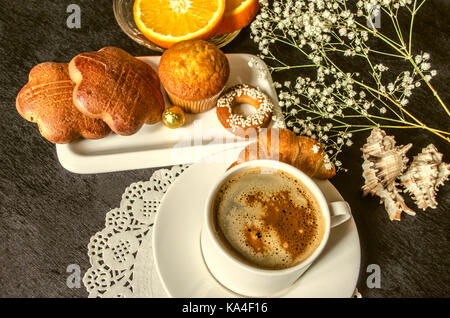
153,149,361,298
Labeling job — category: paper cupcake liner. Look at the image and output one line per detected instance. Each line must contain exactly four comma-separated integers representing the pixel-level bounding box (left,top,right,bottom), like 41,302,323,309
165,89,224,114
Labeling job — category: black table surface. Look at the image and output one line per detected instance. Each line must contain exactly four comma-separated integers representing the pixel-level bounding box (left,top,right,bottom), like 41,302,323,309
1,0,449,298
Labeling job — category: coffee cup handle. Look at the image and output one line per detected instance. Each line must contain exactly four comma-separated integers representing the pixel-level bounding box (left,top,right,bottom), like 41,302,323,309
328,201,352,228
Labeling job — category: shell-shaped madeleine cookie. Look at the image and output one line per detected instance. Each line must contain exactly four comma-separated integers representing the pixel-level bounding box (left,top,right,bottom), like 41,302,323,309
69,47,165,136
16,62,111,144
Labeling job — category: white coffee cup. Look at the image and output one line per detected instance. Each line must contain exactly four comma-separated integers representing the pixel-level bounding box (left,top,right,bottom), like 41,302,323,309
200,160,351,297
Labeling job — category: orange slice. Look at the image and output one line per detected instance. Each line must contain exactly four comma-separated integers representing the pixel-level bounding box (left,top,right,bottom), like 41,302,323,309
215,0,260,35
134,0,226,48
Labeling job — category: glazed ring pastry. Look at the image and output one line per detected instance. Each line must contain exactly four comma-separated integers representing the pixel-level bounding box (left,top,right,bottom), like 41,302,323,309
216,84,273,137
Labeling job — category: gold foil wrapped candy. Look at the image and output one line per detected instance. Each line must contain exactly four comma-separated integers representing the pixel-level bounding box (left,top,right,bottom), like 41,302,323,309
162,106,185,129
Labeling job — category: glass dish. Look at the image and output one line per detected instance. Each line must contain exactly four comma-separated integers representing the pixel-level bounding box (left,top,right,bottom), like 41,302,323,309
113,0,241,52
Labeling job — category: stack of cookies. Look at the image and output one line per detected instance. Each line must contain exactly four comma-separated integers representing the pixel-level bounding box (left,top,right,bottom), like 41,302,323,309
18,40,250,144
16,47,165,143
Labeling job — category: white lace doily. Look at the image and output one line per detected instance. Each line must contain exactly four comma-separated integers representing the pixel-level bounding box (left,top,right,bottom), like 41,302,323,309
83,165,189,298
83,164,362,298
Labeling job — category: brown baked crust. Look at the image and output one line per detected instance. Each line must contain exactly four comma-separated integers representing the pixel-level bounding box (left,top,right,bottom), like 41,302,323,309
158,40,230,101
216,84,273,137
69,47,165,136
16,62,110,144
235,129,336,179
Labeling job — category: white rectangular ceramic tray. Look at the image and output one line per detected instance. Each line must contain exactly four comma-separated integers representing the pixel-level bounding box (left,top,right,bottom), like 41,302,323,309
56,54,284,174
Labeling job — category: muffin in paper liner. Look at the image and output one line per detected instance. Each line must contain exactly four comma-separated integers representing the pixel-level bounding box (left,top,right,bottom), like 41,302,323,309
165,88,225,114
158,40,230,114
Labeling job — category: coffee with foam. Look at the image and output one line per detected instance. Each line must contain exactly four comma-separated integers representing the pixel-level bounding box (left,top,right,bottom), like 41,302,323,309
212,167,326,270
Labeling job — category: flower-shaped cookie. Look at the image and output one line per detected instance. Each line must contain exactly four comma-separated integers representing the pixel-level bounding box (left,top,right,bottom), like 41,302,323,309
69,47,165,135
16,62,111,144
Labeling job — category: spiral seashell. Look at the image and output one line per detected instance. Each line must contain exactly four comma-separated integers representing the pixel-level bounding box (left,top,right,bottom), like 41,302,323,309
399,144,450,210
361,128,414,221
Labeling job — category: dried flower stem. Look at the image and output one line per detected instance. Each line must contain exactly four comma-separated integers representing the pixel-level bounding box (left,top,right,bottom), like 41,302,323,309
250,0,450,165
270,33,449,142
356,0,449,117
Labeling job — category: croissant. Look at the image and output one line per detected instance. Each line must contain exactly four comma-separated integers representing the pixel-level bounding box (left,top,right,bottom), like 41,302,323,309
230,128,336,180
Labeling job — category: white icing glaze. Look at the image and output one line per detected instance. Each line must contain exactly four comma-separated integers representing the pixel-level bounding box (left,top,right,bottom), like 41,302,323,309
217,84,273,130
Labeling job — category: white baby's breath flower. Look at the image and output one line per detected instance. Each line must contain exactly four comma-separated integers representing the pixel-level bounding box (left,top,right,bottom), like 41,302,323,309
387,83,395,92
312,144,320,154
414,55,422,64
420,62,431,71
339,27,347,36
250,0,443,170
